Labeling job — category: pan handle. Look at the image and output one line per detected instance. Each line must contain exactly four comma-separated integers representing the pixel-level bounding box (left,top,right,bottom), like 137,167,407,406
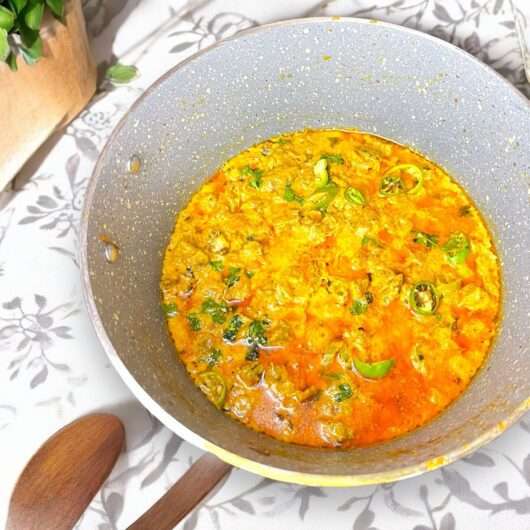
126,453,232,530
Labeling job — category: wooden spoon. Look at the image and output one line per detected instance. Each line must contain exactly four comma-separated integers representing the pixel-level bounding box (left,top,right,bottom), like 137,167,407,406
6,413,125,530
127,452,232,530
7,413,232,530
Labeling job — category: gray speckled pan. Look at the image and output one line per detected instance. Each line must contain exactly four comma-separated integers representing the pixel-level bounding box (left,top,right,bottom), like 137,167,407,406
80,17,530,486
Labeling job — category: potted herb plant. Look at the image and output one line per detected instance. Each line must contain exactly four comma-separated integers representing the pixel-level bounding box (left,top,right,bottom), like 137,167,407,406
0,0,96,189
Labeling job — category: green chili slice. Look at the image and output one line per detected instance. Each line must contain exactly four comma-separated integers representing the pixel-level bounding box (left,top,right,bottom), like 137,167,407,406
284,182,304,204
409,282,439,315
307,182,339,213
344,187,366,206
321,153,344,164
196,371,226,408
209,260,224,272
313,158,329,187
353,358,395,379
379,175,405,196
380,164,424,196
443,232,470,265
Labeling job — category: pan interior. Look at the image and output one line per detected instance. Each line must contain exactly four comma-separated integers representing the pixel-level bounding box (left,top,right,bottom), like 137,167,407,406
83,18,530,478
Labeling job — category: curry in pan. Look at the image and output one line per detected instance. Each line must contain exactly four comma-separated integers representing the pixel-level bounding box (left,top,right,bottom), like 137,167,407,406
161,129,500,448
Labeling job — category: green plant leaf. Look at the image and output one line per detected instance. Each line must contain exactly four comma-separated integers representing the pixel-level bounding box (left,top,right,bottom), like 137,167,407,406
24,0,44,30
0,28,10,62
46,0,64,18
7,51,17,70
8,0,28,14
19,23,38,47
0,6,16,31
106,63,138,84
20,34,42,64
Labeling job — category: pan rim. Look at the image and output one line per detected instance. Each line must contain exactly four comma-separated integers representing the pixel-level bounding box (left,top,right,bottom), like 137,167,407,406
80,15,530,487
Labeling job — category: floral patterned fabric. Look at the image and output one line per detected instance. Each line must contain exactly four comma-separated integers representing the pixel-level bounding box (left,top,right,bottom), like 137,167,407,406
1,1,529,529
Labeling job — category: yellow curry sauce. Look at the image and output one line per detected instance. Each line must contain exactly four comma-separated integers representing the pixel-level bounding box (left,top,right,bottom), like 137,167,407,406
161,129,500,448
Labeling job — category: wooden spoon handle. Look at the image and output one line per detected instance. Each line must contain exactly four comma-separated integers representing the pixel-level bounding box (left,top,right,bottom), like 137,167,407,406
127,453,231,530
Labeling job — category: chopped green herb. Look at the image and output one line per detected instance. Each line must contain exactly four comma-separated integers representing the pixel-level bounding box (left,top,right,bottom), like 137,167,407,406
162,302,178,318
245,270,255,278
361,235,379,247
321,153,344,164
187,313,201,331
413,231,438,248
247,319,268,346
313,158,329,187
334,383,353,402
203,348,221,368
459,205,472,217
409,282,439,315
350,299,368,315
344,187,366,206
272,138,289,145
209,260,224,272
353,358,395,379
350,292,373,315
245,347,260,361
241,166,263,189
443,232,470,265
223,314,243,342
201,298,228,324
284,183,304,204
224,266,241,288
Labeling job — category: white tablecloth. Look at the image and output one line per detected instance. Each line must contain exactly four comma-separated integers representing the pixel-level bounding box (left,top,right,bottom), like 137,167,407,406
1,1,529,529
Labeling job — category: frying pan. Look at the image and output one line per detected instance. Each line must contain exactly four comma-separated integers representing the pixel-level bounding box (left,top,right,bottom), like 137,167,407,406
80,17,530,487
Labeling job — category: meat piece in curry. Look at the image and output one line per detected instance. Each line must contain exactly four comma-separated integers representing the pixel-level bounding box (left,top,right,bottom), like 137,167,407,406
161,129,501,448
